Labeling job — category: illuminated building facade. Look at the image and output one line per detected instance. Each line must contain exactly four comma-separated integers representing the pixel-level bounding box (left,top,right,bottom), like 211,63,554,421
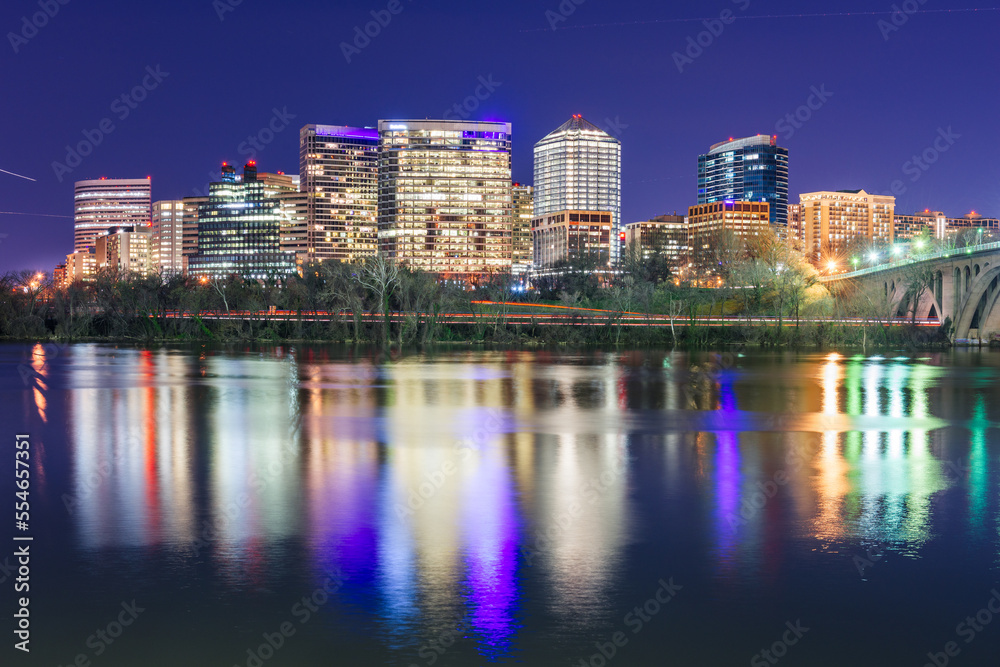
512,183,534,268
893,210,1000,241
181,196,208,265
73,178,151,252
95,225,152,276
531,209,613,268
698,135,788,232
299,125,379,263
151,200,185,276
687,201,770,275
799,190,895,263
534,116,621,263
787,203,803,249
187,162,298,280
624,214,688,275
378,119,513,279
65,248,97,284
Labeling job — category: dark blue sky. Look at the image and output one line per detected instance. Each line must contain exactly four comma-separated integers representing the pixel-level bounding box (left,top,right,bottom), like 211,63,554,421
2,0,998,271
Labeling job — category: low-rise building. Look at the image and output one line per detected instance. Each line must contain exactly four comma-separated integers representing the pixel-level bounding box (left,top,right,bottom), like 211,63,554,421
687,201,770,276
531,209,613,268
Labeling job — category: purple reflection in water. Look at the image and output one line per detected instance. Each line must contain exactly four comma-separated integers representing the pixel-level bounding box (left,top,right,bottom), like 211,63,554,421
714,431,741,570
461,450,520,659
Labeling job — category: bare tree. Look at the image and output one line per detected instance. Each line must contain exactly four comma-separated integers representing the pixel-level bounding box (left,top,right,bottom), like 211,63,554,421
357,253,400,345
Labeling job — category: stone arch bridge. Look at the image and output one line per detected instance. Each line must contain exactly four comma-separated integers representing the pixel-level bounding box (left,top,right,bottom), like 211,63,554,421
821,242,1000,341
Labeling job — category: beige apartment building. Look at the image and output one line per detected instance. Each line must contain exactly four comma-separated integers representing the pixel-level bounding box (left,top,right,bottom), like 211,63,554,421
799,190,895,262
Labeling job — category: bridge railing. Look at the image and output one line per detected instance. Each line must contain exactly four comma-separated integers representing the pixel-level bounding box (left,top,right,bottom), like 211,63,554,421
820,240,1000,282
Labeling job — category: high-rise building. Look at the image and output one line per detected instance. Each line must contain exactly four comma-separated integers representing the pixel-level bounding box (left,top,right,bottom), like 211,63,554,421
95,225,153,277
180,196,208,266
378,119,513,279
73,178,151,252
512,183,534,268
799,190,895,263
531,209,613,268
65,248,97,284
787,203,803,249
687,201,770,277
299,125,379,263
151,200,185,276
187,162,298,280
624,214,688,275
698,135,788,232
534,116,621,263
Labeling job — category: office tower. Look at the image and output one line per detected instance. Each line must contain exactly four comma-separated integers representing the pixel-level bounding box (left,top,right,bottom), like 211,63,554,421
73,178,151,252
180,196,208,268
698,135,788,231
531,209,613,269
378,119,513,279
299,124,379,263
624,214,688,275
65,248,97,284
534,115,621,263
187,162,298,280
53,264,67,289
151,200,185,276
687,201,770,277
95,225,153,277
799,190,895,263
512,183,534,267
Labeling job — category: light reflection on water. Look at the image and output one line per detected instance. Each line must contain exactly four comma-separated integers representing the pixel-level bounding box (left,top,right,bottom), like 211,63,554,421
22,345,1000,664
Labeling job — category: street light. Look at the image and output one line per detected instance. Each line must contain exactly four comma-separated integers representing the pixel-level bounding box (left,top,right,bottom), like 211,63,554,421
868,252,879,263
827,260,837,273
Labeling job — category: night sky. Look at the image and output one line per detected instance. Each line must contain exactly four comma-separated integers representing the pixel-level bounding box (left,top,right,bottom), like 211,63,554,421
1,0,998,272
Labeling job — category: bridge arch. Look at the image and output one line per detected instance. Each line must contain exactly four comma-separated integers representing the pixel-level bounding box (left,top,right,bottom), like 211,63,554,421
955,264,1000,338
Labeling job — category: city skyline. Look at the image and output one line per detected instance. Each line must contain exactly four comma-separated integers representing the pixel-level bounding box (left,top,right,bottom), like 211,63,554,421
3,0,999,272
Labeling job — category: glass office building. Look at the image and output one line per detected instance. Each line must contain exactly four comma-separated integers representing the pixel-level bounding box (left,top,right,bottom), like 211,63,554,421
533,116,621,264
299,125,379,263
697,135,788,232
188,162,298,280
377,119,512,279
